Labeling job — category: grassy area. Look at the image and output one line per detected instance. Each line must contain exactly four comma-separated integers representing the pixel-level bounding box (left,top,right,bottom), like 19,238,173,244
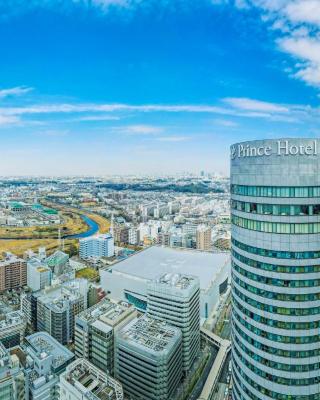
76,267,99,280
85,212,110,233
0,238,78,258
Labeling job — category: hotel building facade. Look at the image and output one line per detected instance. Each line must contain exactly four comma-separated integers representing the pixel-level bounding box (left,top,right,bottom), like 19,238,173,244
230,139,320,400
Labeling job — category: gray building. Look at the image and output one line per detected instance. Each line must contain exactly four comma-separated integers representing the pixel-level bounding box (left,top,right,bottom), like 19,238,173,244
24,331,75,400
115,315,182,400
230,139,320,400
34,279,88,345
74,298,136,375
147,273,200,373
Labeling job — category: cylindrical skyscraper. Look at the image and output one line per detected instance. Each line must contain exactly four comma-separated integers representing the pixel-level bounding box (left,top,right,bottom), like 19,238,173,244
230,139,320,400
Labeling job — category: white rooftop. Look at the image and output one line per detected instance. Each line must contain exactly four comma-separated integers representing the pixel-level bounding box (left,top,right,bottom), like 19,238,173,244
110,246,230,292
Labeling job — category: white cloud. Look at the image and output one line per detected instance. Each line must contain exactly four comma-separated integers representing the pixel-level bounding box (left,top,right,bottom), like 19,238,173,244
155,136,189,142
223,97,289,113
230,0,320,88
0,115,20,126
0,86,33,99
117,124,162,135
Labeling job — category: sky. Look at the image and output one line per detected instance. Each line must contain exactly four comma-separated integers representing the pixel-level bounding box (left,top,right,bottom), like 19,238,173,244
0,0,320,176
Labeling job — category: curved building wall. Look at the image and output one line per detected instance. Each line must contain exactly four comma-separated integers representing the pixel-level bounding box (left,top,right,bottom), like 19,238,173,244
230,139,320,400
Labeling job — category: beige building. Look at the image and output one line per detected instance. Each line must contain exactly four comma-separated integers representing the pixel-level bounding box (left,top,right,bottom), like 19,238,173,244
0,255,27,292
196,225,212,251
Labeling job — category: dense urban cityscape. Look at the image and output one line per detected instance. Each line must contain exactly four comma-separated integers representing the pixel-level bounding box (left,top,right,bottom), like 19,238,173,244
0,171,233,400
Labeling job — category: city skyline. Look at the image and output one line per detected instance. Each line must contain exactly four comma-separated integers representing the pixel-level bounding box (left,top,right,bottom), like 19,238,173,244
0,0,319,175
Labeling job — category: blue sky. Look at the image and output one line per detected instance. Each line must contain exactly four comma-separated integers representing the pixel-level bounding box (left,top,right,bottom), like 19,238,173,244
0,0,320,176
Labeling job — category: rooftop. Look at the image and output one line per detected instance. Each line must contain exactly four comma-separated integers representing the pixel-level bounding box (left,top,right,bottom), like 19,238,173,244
26,331,74,370
62,358,123,400
0,311,25,330
109,246,230,292
119,315,181,354
77,298,133,327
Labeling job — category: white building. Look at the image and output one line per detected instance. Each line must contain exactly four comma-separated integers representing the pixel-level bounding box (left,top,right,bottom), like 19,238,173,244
100,246,230,322
147,273,200,373
27,258,52,292
79,234,114,259
60,358,123,400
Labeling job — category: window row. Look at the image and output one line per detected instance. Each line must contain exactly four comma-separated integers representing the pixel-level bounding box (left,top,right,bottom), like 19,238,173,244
234,297,320,330
234,346,320,386
232,237,320,260
233,317,320,358
233,286,320,316
231,200,320,216
232,359,320,400
234,335,320,373
232,249,320,274
233,274,320,302
231,185,320,198
233,261,320,288
232,215,320,234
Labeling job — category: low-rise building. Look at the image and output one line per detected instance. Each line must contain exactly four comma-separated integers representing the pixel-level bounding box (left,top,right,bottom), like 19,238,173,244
60,358,124,400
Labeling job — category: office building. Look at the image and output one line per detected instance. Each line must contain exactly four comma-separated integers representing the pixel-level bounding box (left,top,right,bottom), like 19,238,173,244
0,342,25,400
34,279,88,344
79,234,114,259
25,332,75,400
147,273,200,372
100,246,230,320
60,358,124,400
0,311,26,349
0,254,27,292
196,225,212,251
115,316,182,400
75,299,136,375
27,258,52,291
230,139,320,400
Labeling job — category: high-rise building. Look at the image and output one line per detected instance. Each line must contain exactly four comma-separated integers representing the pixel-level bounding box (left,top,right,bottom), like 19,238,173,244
79,234,114,259
46,250,69,276
115,315,182,400
27,258,52,292
74,298,136,375
31,279,88,344
0,254,27,292
196,225,212,251
147,273,200,373
60,358,124,400
24,331,75,400
230,139,320,400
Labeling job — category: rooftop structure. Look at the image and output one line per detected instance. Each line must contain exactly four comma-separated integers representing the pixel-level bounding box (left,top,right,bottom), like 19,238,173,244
115,315,182,400
25,332,75,373
0,342,25,400
60,358,124,400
